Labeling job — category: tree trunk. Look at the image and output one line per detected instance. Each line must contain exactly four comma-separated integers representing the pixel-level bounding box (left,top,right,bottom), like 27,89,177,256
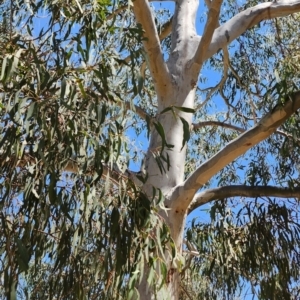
138,78,196,299
137,209,186,300
133,0,300,298
136,0,200,291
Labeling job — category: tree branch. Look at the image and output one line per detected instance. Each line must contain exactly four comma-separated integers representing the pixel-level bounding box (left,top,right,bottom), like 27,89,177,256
169,90,300,211
132,0,172,96
195,43,230,111
276,129,300,144
64,158,143,187
123,17,173,65
193,0,223,66
107,5,127,21
188,185,300,213
124,101,152,120
205,0,300,61
159,17,173,42
192,121,246,132
1,153,143,187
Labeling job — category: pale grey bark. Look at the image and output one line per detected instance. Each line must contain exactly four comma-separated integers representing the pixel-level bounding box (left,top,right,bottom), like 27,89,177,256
132,0,172,97
189,186,300,213
193,0,223,67
170,91,300,213
204,1,300,62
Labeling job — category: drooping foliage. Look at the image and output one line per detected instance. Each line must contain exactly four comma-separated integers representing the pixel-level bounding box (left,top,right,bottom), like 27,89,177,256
1,0,300,299
0,1,175,299
183,199,300,299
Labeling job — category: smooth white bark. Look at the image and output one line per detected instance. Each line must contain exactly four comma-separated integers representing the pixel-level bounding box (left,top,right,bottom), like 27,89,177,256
203,1,300,62
189,185,300,213
170,91,300,212
132,0,172,97
135,0,201,298
193,0,223,66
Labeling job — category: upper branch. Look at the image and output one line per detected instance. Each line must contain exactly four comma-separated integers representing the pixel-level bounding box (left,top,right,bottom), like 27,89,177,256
124,101,151,120
3,153,143,187
189,185,300,213
132,0,172,96
123,17,173,65
192,121,246,133
64,159,143,187
169,91,300,211
204,0,300,61
193,0,223,67
159,17,173,41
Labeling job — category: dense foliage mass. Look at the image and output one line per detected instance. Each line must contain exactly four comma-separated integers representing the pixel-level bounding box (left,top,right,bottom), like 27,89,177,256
1,0,300,299
0,1,173,299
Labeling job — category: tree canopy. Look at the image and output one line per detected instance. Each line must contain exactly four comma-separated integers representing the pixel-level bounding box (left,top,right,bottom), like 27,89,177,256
1,0,300,299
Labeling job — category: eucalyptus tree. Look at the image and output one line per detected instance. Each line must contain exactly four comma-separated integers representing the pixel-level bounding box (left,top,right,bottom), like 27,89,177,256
1,0,300,299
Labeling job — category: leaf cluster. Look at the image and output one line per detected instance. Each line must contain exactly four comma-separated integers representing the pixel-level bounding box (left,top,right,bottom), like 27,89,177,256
184,199,300,299
0,1,176,298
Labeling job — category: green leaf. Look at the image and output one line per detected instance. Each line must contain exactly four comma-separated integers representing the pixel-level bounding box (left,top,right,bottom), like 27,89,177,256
110,207,120,237
0,56,11,83
153,121,173,152
160,106,173,115
15,238,30,272
60,77,67,99
25,102,36,121
153,121,166,151
174,106,195,113
146,115,151,139
180,117,190,150
137,75,144,96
